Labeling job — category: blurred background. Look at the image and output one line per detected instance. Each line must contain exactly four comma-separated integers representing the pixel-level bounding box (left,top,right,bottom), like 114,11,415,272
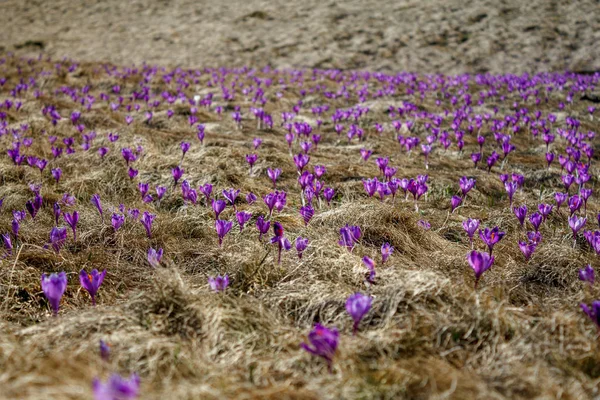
1,0,598,74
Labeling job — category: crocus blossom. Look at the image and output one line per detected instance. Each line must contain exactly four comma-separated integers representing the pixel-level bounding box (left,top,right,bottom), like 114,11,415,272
345,293,372,334
79,269,106,306
208,275,229,292
92,373,140,400
466,250,494,288
300,324,339,372
41,272,67,315
579,264,594,286
270,222,291,264
295,236,309,259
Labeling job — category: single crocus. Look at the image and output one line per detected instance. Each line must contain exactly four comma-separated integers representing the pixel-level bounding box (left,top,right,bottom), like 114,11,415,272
172,166,184,185
41,272,67,315
579,264,594,286
63,211,79,240
256,215,271,240
246,154,258,173
363,256,376,283
299,205,314,226
51,168,62,184
270,222,291,264
478,227,505,255
111,213,125,231
513,205,527,227
569,215,587,245
91,194,103,222
223,188,240,209
346,293,372,334
519,240,537,261
451,195,462,213
208,275,229,292
236,211,252,231
466,250,494,289
79,269,106,306
49,226,68,253
147,247,163,268
212,199,226,219
300,324,339,372
140,212,155,238
180,141,191,159
296,236,309,259
267,168,281,188
339,225,362,252
92,373,140,400
246,192,257,204
462,218,480,246
2,233,13,255
529,212,543,232
580,301,600,330
215,219,233,246
381,242,394,264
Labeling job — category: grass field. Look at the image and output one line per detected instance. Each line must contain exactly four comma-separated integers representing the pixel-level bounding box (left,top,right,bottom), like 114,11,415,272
0,53,599,399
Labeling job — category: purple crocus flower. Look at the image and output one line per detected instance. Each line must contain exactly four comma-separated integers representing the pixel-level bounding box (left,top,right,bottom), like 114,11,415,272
568,195,583,216
295,236,309,259
111,213,125,231
579,264,594,286
270,222,291,264
459,176,475,197
92,373,140,400
236,211,252,231
246,192,257,204
299,205,314,226
538,204,553,221
253,137,262,149
51,168,62,184
339,225,362,252
91,194,103,222
180,141,191,158
381,242,394,264
245,154,258,173
41,272,67,315
300,324,339,372
529,212,543,232
462,218,480,246
222,188,240,209
323,187,335,206
513,205,527,227
346,293,372,335
580,301,600,330
212,199,226,219
172,166,184,185
256,216,271,240
569,215,586,244
199,183,212,205
208,275,229,292
555,192,568,211
519,240,537,261
466,250,494,289
504,181,517,205
128,167,138,180
363,256,376,283
63,211,79,240
267,168,281,188
147,247,163,268
52,202,61,226
49,227,68,253
140,212,155,238
2,233,13,255
478,227,505,255
11,219,19,240
215,220,233,247
450,195,462,213
79,269,106,306
263,192,277,217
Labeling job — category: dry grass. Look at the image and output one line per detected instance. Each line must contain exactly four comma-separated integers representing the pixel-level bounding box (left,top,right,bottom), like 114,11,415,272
0,53,599,399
